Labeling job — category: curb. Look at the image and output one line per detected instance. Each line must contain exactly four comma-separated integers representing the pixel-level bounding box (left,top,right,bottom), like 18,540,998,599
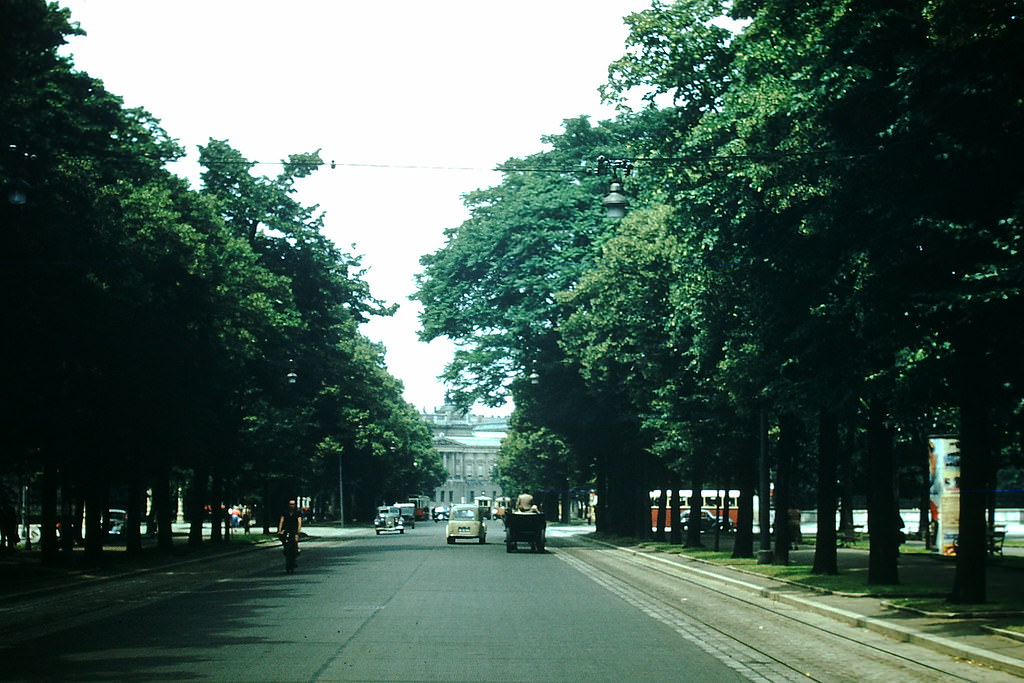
2,528,360,604
1,539,276,603
582,537,1024,678
984,625,1024,643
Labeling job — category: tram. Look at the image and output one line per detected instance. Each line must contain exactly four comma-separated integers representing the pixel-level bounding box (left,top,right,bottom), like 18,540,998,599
649,489,755,530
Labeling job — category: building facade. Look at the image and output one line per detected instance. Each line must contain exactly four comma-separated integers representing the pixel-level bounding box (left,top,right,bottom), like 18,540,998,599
422,406,506,506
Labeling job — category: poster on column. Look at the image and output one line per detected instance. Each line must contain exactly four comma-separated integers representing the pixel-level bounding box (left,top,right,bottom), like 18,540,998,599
929,435,961,556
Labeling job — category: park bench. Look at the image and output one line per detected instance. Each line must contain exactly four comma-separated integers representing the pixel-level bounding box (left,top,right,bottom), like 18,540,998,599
837,524,863,548
989,529,1006,556
951,529,1006,556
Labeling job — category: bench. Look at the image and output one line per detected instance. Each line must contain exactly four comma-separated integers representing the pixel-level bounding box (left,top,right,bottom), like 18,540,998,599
837,525,864,548
989,530,1006,556
951,530,1006,556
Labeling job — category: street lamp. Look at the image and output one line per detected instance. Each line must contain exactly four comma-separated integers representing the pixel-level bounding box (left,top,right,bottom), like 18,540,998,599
595,155,632,219
6,178,30,206
601,182,629,219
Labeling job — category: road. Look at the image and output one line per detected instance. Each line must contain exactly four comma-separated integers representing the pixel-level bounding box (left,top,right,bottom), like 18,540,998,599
0,524,1015,682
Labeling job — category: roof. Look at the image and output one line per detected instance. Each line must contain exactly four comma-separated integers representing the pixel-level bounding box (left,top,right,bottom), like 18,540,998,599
435,435,504,449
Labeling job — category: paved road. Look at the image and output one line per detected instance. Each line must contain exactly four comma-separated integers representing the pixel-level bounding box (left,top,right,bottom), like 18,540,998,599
0,524,1016,682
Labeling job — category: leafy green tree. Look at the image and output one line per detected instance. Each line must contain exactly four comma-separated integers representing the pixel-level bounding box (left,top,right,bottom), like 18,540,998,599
416,116,664,535
596,0,1024,599
2,3,436,564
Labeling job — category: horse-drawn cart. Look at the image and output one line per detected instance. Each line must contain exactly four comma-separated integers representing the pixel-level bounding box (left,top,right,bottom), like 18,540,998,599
505,512,546,552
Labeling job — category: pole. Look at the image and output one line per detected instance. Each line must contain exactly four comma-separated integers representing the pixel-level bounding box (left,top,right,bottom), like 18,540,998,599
338,448,345,528
21,483,30,551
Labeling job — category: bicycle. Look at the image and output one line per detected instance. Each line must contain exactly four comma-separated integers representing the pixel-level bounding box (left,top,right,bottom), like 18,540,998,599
280,531,298,574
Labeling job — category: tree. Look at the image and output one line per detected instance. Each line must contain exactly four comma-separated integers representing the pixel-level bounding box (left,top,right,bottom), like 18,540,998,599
416,116,659,535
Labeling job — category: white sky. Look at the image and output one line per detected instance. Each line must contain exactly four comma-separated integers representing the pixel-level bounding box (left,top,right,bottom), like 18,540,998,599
57,0,653,416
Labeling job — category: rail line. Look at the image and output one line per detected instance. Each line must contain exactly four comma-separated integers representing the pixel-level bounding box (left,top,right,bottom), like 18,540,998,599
552,540,1006,682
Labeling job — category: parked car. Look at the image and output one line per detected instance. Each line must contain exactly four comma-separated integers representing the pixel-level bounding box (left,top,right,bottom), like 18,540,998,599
446,504,486,544
374,506,405,535
681,510,717,532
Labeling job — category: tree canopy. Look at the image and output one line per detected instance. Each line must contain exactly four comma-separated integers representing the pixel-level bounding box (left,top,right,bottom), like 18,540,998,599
415,0,1024,600
1,0,443,560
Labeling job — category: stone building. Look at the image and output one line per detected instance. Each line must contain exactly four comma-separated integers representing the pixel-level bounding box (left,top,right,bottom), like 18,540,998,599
422,405,506,506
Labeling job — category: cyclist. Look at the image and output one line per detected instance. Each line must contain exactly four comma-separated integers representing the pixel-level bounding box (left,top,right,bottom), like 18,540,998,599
278,500,303,561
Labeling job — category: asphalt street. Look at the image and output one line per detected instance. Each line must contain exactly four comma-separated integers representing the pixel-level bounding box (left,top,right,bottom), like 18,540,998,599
1,525,744,682
1,523,1019,682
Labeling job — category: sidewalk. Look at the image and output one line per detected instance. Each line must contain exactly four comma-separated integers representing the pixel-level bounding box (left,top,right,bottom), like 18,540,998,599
595,534,1024,678
0,523,366,601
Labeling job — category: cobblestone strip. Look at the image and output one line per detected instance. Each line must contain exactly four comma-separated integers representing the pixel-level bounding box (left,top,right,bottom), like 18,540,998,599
554,549,809,682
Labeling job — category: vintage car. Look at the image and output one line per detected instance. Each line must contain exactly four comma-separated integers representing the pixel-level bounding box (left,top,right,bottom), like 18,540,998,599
393,503,417,528
374,506,405,535
446,504,486,544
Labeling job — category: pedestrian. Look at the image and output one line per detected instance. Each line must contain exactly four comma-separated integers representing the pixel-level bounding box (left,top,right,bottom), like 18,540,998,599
788,508,802,549
241,508,252,534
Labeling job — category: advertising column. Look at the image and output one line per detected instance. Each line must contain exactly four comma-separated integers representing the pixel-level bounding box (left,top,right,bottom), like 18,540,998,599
929,435,961,556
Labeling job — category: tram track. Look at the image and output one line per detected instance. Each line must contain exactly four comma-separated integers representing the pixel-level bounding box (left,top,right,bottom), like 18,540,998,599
552,540,1014,682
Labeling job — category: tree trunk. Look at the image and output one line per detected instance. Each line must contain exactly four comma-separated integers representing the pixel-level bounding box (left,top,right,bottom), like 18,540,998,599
951,345,991,603
838,456,855,541
773,413,795,566
812,410,839,575
685,457,704,548
560,483,570,525
189,464,208,545
210,470,223,543
82,474,103,560
732,422,756,559
262,479,272,535
59,464,76,555
125,453,144,554
40,457,59,564
153,464,173,551
757,408,772,563
867,397,899,585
